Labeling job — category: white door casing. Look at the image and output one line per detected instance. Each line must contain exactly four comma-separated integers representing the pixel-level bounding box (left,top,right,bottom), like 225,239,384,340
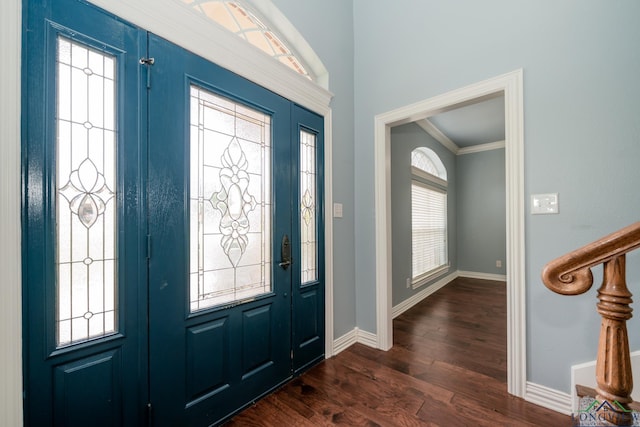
373,69,526,397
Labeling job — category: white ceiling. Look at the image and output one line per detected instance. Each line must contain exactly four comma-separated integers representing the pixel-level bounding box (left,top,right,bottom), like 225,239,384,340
424,95,505,148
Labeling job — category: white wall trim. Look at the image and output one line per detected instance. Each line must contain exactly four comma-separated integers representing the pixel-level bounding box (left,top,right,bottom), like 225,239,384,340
87,0,333,116
457,140,506,156
244,0,328,88
416,117,506,157
416,118,459,154
324,110,335,357
525,382,572,416
1,0,23,425
357,329,379,349
394,270,505,320
570,350,640,413
332,329,358,355
332,328,378,356
374,121,393,350
457,271,507,282
393,271,458,318
374,69,526,397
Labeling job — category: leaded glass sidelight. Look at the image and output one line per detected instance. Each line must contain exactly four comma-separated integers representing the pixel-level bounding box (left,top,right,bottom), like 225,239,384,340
56,37,117,347
300,129,317,284
189,85,272,312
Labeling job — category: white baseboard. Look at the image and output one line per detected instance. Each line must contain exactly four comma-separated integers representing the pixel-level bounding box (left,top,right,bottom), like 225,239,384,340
332,327,379,356
391,270,505,319
357,329,378,348
332,329,358,355
525,382,572,415
392,271,458,318
570,350,640,412
458,271,507,282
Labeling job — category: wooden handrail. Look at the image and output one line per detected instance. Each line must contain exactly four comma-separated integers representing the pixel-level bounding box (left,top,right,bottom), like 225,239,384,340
542,222,640,425
542,222,640,295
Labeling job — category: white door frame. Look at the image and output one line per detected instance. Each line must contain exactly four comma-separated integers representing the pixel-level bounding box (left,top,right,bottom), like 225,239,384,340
373,69,526,397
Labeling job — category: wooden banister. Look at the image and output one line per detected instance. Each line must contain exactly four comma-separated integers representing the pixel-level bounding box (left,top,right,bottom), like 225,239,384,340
542,222,640,425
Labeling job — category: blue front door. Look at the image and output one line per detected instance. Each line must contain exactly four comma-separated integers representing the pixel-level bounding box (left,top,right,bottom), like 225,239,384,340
23,1,325,426
146,34,294,425
22,0,147,425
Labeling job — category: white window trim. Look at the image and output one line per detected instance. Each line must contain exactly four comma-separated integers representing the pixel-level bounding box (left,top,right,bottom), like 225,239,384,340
87,0,332,115
411,166,447,189
410,179,448,288
411,264,450,290
244,0,328,87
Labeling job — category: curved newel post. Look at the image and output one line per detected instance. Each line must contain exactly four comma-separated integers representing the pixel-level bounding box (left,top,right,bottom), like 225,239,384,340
595,255,633,425
542,222,640,425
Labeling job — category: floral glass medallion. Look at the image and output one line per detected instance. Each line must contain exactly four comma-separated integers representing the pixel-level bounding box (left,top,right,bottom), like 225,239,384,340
210,137,258,267
59,158,114,228
189,85,272,312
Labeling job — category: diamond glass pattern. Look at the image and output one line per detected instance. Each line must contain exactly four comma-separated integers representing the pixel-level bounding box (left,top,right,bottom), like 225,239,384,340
56,37,117,346
300,129,317,284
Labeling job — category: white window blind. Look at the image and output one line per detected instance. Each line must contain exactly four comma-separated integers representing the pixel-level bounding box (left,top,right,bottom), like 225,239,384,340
411,181,447,281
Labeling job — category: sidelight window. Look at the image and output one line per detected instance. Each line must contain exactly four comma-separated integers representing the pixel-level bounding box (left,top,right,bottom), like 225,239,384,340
300,129,318,284
56,37,118,346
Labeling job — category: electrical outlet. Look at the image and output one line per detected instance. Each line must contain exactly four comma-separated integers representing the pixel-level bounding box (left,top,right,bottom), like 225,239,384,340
496,260,502,268
406,278,411,288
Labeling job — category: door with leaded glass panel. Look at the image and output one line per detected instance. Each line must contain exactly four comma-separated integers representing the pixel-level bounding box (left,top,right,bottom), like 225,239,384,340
146,35,324,425
23,1,325,425
22,0,147,425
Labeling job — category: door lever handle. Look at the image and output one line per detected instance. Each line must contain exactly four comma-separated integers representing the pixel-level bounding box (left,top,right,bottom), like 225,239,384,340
279,235,292,270
278,259,292,269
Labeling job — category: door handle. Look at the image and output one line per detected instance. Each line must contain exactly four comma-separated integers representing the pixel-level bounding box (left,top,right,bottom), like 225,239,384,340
279,234,293,270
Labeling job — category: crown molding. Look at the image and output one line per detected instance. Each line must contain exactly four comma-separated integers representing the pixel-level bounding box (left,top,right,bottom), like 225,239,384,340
416,118,459,154
457,140,506,155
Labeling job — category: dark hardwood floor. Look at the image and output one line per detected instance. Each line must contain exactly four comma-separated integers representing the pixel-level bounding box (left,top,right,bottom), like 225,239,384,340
224,277,571,426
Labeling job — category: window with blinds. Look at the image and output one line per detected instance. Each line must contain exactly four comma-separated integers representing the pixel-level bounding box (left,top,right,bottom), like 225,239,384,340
411,147,448,286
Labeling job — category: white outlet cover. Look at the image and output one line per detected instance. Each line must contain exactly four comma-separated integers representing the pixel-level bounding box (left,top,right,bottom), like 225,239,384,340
531,193,559,215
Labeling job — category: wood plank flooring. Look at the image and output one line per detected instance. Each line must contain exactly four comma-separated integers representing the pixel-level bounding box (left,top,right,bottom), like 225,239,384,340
224,277,571,426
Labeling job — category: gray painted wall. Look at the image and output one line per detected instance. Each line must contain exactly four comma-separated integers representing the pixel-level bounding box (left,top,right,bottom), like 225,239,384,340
390,123,457,306
457,149,506,275
251,0,640,396
270,0,357,339
353,0,640,393
390,126,505,306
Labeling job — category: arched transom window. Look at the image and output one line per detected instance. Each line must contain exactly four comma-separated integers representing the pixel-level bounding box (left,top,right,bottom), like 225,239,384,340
411,147,447,182
180,0,311,79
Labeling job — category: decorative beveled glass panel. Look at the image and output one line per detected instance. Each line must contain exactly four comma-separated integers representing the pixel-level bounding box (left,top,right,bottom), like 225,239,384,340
180,0,310,79
190,85,272,312
56,37,117,347
300,129,317,284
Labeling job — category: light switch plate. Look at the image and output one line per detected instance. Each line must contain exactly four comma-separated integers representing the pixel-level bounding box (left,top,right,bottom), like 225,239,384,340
333,203,343,218
531,193,559,215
